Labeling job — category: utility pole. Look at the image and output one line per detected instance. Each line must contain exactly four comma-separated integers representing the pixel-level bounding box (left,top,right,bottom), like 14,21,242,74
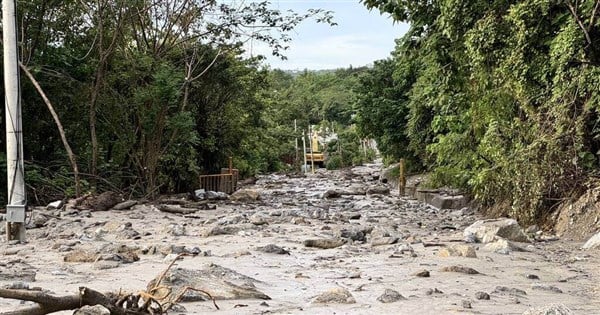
302,130,307,174
309,125,315,174
294,119,298,170
3,0,27,242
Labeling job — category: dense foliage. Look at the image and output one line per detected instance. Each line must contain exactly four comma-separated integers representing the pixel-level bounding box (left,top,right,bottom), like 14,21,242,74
0,0,337,202
357,0,600,223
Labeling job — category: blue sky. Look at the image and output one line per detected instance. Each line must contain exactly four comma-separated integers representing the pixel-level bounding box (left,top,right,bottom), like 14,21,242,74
244,1,410,70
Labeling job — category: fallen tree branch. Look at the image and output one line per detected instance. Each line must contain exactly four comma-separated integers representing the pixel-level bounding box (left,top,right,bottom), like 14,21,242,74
0,255,219,314
156,204,200,214
0,287,148,315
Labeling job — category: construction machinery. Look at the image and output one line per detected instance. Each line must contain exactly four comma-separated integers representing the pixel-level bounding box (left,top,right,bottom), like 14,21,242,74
306,132,325,167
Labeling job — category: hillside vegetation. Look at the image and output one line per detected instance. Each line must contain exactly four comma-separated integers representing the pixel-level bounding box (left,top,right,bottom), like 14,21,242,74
357,0,600,224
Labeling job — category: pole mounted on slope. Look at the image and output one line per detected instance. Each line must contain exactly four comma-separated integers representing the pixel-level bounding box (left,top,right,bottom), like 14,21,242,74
3,0,26,242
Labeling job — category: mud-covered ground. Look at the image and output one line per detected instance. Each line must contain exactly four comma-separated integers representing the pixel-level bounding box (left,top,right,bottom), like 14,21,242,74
0,162,599,314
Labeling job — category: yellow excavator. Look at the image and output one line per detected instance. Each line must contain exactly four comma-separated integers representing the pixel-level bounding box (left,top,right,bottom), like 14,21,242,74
306,133,325,167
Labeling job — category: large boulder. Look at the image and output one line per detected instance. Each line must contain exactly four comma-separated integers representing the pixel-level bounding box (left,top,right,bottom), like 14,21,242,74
582,232,600,249
464,218,530,243
430,194,467,210
230,189,261,202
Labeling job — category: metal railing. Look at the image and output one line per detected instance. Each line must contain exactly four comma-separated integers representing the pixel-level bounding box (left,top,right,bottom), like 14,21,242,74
198,164,239,194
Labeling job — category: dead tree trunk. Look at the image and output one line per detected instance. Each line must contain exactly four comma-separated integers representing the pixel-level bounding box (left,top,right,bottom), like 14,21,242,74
19,62,81,197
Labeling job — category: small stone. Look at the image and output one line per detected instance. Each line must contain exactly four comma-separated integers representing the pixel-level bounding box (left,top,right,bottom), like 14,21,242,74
3,282,29,290
475,292,490,300
312,287,356,304
250,214,269,225
462,300,472,309
366,185,390,195
165,223,186,236
413,270,430,277
371,237,399,246
47,200,64,209
440,265,479,275
376,289,406,303
163,253,181,262
304,238,346,249
438,244,477,258
93,261,121,270
425,288,443,295
526,274,540,280
74,305,110,315
256,244,290,255
230,189,260,202
184,246,202,255
64,250,97,263
493,286,527,296
531,284,563,293
339,228,366,242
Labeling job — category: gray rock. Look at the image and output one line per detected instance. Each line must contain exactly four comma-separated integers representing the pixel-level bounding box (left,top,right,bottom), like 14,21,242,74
93,261,121,270
74,305,110,315
582,232,600,249
312,287,356,304
323,189,342,198
440,265,479,275
304,238,346,249
47,200,63,209
430,195,467,210
165,223,186,236
148,264,270,301
230,189,260,202
413,269,430,277
112,200,137,210
250,213,269,226
194,189,206,199
531,284,563,293
3,282,29,290
464,218,529,243
366,185,390,195
494,286,527,296
377,289,406,303
475,291,490,300
339,227,366,242
256,244,290,255
206,191,229,200
425,288,443,295
371,237,399,246
522,304,573,315
438,244,477,258
462,300,472,309
482,238,526,254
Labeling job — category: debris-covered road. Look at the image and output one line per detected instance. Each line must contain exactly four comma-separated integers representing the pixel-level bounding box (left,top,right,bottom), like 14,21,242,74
0,162,599,314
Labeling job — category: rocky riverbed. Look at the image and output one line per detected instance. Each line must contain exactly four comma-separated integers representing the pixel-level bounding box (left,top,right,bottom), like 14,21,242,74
0,162,599,314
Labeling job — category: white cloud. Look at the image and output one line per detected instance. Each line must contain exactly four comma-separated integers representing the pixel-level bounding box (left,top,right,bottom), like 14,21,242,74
249,33,398,70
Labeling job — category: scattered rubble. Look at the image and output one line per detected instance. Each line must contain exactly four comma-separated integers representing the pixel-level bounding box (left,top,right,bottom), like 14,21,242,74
0,161,596,314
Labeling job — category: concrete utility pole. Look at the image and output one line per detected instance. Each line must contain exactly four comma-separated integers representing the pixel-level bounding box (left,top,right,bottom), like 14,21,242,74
302,130,307,174
3,0,27,242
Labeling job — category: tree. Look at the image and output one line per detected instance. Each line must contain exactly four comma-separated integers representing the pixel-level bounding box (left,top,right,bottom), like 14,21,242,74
358,0,600,223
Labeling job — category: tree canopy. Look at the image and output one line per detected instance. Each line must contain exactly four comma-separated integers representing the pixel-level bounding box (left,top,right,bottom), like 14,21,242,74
356,0,600,223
